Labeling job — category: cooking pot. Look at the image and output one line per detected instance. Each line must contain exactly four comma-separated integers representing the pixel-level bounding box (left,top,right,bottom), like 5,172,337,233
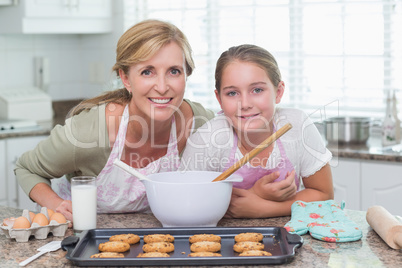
323,117,371,144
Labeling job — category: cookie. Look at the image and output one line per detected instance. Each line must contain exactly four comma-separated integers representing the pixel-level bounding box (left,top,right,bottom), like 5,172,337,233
189,234,221,243
239,250,272,256
137,252,170,258
233,241,264,253
98,241,130,252
190,241,221,253
143,234,175,243
90,252,125,258
142,242,175,253
234,232,263,243
188,252,222,257
109,234,140,244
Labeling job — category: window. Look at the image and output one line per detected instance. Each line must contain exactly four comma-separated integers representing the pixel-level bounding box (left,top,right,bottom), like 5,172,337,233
124,0,402,121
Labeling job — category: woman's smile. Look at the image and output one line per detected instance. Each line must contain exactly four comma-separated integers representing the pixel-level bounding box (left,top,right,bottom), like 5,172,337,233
148,97,173,105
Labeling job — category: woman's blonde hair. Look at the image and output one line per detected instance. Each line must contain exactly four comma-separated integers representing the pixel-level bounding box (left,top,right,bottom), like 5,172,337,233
215,44,281,94
69,19,194,116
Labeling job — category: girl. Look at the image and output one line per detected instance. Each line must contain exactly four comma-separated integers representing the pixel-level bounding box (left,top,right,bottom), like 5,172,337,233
180,44,334,218
15,20,214,223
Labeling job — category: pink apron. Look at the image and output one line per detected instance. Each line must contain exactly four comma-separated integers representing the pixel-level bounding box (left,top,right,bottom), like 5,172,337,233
52,105,180,213
225,126,300,190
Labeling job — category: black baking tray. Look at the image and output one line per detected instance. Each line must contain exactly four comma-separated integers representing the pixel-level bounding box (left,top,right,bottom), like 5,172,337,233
62,226,303,266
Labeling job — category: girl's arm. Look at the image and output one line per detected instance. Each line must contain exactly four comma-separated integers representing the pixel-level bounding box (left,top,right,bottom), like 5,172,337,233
226,163,334,218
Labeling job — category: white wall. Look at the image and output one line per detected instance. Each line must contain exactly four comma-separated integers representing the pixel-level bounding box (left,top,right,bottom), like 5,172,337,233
0,1,125,101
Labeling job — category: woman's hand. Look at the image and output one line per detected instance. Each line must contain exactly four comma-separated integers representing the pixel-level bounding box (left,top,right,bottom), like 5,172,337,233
29,183,74,227
55,200,73,227
251,170,297,201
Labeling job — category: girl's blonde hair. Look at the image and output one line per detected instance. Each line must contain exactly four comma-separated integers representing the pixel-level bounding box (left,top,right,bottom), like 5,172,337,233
69,19,194,116
215,44,281,94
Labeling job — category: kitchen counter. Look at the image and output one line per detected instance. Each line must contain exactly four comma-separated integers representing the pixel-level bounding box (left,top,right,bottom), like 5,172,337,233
1,206,401,267
328,135,402,163
0,99,82,139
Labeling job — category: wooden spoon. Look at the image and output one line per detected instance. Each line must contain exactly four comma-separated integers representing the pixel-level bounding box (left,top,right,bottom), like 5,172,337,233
212,123,292,182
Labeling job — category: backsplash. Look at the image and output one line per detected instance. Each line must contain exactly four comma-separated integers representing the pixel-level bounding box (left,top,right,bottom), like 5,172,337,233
52,99,84,125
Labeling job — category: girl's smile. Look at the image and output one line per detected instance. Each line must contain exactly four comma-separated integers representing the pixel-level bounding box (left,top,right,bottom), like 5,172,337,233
237,113,261,120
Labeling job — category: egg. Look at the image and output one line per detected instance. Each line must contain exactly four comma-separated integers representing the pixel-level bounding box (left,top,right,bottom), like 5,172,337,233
32,213,49,226
2,217,16,227
47,208,54,219
29,211,36,222
50,212,67,224
12,216,31,229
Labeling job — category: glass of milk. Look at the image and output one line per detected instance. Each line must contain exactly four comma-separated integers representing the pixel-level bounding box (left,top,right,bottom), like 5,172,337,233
71,176,97,233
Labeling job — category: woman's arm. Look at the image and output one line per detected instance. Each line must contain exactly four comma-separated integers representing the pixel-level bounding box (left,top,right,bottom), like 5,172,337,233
29,183,73,223
15,105,108,218
15,124,78,199
226,163,334,218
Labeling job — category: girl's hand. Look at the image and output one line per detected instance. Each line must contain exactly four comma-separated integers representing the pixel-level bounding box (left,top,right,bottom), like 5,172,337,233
225,188,267,218
251,170,297,201
55,200,73,227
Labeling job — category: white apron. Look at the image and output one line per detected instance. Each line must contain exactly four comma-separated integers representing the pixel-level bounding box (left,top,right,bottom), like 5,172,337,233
52,105,180,213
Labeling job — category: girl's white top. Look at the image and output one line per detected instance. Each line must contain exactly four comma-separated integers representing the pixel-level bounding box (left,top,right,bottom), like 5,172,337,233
179,107,332,180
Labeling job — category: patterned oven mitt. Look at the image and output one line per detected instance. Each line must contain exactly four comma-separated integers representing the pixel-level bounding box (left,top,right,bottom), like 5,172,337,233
284,200,362,242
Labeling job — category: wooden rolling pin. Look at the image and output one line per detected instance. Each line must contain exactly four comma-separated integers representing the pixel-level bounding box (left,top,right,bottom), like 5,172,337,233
366,205,402,249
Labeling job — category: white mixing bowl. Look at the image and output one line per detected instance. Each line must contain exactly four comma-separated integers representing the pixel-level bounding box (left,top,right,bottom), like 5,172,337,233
143,171,243,227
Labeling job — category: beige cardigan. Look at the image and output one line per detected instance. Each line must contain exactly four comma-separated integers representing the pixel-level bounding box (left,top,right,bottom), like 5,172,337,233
15,99,215,197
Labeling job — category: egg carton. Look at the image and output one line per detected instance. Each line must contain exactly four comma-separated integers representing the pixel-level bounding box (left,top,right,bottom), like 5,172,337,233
0,207,70,243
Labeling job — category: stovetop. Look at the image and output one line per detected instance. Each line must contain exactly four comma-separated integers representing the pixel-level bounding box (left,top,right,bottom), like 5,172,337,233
0,118,41,133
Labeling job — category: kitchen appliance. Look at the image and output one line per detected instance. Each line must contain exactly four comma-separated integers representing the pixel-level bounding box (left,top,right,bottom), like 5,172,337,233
0,87,52,122
0,118,40,133
323,117,371,144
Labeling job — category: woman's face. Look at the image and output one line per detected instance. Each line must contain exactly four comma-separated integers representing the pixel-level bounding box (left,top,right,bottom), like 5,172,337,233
120,42,187,122
215,60,284,135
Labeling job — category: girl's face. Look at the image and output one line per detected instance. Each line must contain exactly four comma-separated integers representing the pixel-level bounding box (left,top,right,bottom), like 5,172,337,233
120,42,187,122
215,60,284,134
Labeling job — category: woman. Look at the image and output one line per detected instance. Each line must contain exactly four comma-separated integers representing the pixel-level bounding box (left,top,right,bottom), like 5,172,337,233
15,20,214,223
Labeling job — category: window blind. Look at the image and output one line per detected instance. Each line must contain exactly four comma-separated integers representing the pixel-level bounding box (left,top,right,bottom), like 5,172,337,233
124,0,402,121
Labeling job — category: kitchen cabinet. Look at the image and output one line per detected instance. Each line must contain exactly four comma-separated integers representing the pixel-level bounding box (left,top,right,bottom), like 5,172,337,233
0,0,112,34
330,158,361,210
0,0,15,5
331,158,402,216
5,135,47,210
0,140,6,206
361,161,402,215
